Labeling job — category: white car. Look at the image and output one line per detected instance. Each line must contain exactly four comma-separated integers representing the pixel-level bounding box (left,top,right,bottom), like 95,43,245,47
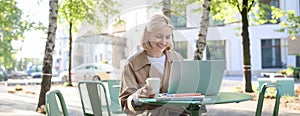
59,62,121,82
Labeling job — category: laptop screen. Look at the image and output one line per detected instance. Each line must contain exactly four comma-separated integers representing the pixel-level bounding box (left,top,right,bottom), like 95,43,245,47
167,60,226,95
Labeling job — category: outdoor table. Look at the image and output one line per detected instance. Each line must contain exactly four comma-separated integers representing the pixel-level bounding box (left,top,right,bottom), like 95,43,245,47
139,92,253,116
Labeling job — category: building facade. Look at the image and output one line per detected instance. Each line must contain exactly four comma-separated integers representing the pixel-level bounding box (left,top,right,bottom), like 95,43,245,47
75,0,300,76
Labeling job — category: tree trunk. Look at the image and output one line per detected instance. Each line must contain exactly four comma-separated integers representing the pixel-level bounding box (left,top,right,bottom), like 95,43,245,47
162,0,171,18
36,0,58,113
194,0,211,60
67,22,73,86
241,0,253,92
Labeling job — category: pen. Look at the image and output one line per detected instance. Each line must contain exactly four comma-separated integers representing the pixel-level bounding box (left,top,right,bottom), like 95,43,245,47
160,93,202,97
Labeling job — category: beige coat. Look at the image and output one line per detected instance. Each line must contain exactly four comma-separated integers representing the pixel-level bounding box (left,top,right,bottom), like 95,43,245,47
119,50,184,115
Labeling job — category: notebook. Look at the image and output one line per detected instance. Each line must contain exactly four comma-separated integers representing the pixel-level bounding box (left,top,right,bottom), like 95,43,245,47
167,60,226,96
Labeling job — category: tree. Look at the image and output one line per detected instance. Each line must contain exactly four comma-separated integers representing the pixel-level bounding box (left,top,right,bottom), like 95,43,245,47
36,0,58,113
209,0,256,92
59,0,96,86
162,0,171,18
194,0,211,60
210,0,288,92
165,0,211,60
58,0,120,86
171,0,289,92
0,0,31,69
163,0,208,59
238,0,255,92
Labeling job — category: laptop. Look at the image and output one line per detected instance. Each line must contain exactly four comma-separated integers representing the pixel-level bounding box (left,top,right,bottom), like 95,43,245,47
167,60,226,96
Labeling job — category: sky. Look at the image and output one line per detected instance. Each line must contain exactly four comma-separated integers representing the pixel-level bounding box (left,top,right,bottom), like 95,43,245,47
14,0,49,60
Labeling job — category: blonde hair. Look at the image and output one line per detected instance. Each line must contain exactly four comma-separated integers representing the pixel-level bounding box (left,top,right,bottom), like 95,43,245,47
141,14,174,50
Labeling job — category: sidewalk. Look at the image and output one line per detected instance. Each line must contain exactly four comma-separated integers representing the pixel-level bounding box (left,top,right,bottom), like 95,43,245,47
0,76,299,116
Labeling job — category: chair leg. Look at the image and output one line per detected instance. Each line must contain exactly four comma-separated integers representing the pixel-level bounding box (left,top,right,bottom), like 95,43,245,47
255,84,267,116
255,83,281,116
273,87,281,116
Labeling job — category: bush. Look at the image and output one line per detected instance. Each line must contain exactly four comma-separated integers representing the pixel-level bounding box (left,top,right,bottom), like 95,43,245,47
63,82,70,86
294,67,300,78
277,67,300,78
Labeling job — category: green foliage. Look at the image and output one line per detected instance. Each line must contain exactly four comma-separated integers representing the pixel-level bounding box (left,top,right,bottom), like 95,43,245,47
181,0,285,27
58,0,120,33
210,0,240,24
210,0,298,39
277,66,300,78
63,81,72,86
277,67,294,75
58,0,120,85
0,0,35,69
96,0,120,24
172,0,297,37
113,15,126,27
276,10,300,40
250,2,284,25
58,0,96,32
213,0,283,25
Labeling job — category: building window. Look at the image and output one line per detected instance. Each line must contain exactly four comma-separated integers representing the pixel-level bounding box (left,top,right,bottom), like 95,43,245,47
261,39,282,68
260,0,280,24
174,41,188,59
296,56,300,67
209,17,224,26
171,14,186,28
170,2,186,28
206,40,226,60
261,0,279,7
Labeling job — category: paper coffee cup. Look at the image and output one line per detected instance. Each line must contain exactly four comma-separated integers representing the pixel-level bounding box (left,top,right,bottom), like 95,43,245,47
146,78,160,98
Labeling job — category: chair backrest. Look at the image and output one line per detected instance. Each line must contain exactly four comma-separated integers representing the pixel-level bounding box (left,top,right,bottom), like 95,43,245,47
106,79,123,113
45,89,69,116
256,83,281,116
78,80,111,116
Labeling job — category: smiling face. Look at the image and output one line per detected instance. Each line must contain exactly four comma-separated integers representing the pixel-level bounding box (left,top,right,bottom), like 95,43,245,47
141,14,174,57
146,26,172,57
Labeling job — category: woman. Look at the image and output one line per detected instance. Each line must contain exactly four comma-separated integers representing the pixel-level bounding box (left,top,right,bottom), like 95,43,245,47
119,14,187,116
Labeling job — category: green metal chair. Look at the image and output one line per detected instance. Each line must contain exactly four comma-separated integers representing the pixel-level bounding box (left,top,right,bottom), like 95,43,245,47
45,89,69,116
78,80,111,116
106,79,123,114
255,83,281,116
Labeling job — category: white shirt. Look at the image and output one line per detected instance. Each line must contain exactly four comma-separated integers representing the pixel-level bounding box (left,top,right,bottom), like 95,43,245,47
147,55,166,75
133,55,166,106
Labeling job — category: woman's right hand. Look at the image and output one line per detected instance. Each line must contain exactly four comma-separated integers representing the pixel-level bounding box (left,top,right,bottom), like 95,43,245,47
138,85,155,98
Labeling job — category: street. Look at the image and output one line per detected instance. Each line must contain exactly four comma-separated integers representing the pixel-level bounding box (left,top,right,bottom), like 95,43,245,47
0,76,299,116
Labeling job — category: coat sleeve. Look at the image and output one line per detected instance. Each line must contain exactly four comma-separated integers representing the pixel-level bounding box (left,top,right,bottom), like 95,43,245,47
118,63,148,114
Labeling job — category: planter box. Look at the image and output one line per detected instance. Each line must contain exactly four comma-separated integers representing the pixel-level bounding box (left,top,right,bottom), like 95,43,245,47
257,78,294,96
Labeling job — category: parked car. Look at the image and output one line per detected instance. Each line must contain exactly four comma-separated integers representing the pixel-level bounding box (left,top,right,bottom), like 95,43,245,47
28,65,59,78
0,68,7,81
5,68,27,79
13,71,28,79
59,62,121,83
27,65,43,78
